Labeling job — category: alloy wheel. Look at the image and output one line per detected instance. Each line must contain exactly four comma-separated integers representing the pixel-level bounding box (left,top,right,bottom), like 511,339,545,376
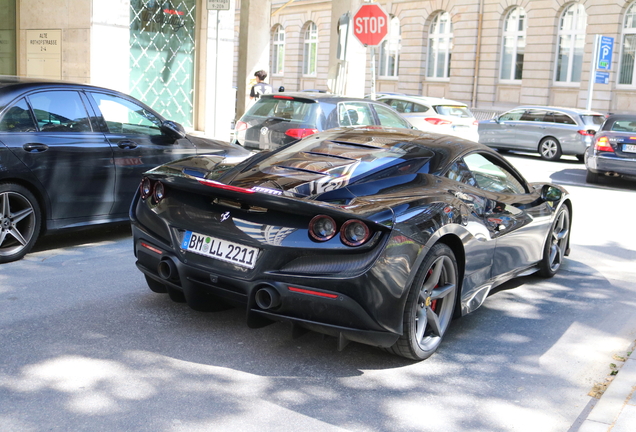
414,254,457,352
547,207,569,272
0,190,37,260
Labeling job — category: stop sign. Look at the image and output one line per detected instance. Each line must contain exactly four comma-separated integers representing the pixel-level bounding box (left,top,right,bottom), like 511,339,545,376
352,3,389,47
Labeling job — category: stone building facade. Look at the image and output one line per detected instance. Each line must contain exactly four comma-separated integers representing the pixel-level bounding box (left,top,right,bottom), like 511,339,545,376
248,0,636,114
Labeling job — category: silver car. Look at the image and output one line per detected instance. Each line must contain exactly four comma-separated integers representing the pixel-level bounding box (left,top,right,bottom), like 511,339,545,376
479,106,605,161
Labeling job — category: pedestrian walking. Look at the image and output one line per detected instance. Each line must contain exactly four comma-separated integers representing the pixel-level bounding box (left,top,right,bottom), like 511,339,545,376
249,70,273,100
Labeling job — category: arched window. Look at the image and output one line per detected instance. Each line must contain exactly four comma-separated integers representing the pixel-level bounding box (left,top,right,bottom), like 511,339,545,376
271,25,285,76
379,16,401,77
303,22,318,76
555,3,587,83
427,12,453,79
500,7,526,81
619,3,636,85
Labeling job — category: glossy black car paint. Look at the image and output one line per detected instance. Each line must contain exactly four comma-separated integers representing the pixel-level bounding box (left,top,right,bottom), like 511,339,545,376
0,76,251,262
234,92,412,151
585,114,636,183
131,127,572,357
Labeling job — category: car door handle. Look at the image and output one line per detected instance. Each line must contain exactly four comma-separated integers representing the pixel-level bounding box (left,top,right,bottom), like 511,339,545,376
117,140,138,149
22,143,49,152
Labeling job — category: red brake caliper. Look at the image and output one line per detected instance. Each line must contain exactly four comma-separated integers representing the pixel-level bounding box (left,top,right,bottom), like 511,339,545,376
427,269,439,312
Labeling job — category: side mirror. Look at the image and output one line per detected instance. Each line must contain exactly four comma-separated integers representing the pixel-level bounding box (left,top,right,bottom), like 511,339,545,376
586,129,596,136
161,120,186,139
541,185,562,202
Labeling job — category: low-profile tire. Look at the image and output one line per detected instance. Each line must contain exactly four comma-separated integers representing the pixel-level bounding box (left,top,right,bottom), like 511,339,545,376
538,205,570,278
586,169,601,184
145,275,168,293
0,183,41,264
538,137,562,161
387,243,458,361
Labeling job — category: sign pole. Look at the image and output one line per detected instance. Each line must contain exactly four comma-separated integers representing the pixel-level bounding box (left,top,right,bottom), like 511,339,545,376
370,46,376,100
587,34,600,111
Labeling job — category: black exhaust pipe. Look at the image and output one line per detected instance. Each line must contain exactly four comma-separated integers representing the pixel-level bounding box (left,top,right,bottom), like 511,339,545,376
158,257,178,281
255,286,281,310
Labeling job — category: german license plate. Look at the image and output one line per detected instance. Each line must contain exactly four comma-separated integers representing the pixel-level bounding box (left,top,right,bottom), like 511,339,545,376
181,231,259,269
623,144,636,153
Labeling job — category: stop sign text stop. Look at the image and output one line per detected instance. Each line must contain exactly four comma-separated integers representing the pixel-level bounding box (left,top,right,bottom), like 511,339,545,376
355,15,386,36
352,3,389,47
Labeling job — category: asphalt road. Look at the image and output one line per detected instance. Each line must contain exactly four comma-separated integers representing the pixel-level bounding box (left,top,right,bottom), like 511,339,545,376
1,152,635,432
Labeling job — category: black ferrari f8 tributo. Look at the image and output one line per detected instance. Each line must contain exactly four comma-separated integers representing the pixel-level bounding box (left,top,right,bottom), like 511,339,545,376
130,127,571,360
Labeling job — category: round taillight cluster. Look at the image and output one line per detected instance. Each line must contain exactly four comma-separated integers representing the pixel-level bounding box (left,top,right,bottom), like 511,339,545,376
340,220,370,246
140,177,166,203
309,215,371,247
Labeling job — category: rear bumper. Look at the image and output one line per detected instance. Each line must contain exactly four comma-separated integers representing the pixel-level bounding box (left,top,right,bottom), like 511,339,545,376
132,223,404,348
586,152,636,177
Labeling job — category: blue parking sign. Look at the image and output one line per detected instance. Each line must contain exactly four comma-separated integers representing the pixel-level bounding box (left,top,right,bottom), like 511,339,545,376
598,36,614,70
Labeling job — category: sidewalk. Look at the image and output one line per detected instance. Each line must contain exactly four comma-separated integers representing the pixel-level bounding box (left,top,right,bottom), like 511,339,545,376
576,354,636,432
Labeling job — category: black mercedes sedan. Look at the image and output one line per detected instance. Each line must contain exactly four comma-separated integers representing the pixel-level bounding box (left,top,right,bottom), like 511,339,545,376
131,127,572,360
584,114,636,183
0,76,251,263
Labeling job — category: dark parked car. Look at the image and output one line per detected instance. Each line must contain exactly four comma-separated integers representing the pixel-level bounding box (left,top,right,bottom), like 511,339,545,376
131,126,572,361
0,76,251,263
479,106,605,161
585,114,636,183
234,92,412,150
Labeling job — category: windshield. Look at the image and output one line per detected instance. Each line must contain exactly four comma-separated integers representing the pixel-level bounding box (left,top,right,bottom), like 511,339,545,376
245,97,317,122
434,105,473,118
581,115,605,126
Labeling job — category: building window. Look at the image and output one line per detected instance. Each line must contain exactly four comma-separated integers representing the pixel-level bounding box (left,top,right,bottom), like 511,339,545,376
619,3,636,85
271,25,285,76
303,22,318,76
427,12,453,79
378,16,401,77
500,7,526,81
555,3,587,83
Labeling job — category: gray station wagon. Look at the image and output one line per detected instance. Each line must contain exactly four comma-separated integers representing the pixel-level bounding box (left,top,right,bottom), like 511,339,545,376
478,106,605,161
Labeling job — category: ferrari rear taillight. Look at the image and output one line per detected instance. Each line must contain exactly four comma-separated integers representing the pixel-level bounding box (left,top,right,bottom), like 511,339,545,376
235,121,248,132
340,219,371,246
140,177,166,203
309,215,337,241
308,215,372,246
140,177,152,199
425,118,452,126
594,136,614,152
285,128,319,139
153,181,166,202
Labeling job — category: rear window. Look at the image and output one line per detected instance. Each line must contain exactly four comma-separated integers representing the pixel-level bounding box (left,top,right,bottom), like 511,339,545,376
434,105,473,118
245,97,317,122
581,115,605,126
609,120,636,132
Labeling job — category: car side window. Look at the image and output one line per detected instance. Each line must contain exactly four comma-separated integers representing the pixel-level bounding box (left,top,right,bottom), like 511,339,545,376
0,98,37,132
499,110,523,121
90,92,162,136
463,153,526,194
28,91,92,132
412,103,429,113
445,158,478,187
552,112,576,125
372,104,412,128
520,109,548,122
338,102,374,126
